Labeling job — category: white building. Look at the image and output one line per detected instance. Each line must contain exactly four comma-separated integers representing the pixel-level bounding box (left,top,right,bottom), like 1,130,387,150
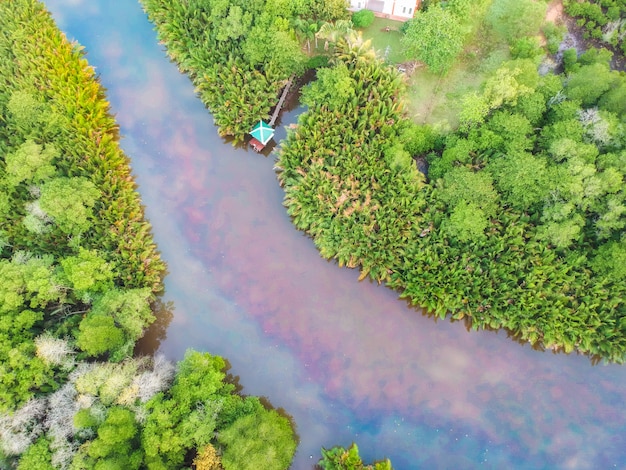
349,0,421,20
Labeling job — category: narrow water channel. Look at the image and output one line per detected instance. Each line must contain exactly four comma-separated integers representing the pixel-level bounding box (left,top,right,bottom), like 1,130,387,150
45,1,626,468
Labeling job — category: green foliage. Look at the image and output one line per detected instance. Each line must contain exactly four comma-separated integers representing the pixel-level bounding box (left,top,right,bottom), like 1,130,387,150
5,91,62,141
38,177,101,235
592,239,626,281
351,10,374,29
398,122,438,156
0,4,296,470
510,36,544,61
542,22,567,55
280,21,626,362
488,152,551,210
4,140,58,187
140,350,293,468
598,78,626,119
318,443,393,469
562,48,579,74
218,409,297,470
564,0,626,56
278,38,422,283
140,0,313,143
438,167,499,216
485,0,547,45
72,407,143,470
215,5,253,42
308,0,351,22
61,248,114,296
244,27,307,77
401,5,465,75
76,314,125,358
91,288,155,344
482,63,535,110
301,63,355,110
565,62,616,107
0,16,167,286
444,200,488,242
446,0,473,18
17,437,54,470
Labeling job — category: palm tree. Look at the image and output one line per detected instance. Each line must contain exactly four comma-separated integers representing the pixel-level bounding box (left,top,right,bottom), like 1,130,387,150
292,17,319,53
334,34,377,66
316,19,354,51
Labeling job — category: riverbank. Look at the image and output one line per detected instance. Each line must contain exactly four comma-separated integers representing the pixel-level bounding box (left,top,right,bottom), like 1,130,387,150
0,1,297,468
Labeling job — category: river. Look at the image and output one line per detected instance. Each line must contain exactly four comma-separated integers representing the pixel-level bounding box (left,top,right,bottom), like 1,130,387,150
44,1,626,469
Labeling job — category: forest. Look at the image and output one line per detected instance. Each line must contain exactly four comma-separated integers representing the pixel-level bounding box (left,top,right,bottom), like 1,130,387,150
278,0,626,363
143,0,625,362
0,1,297,469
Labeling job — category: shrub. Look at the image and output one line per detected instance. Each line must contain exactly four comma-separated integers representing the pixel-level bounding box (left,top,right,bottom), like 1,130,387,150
562,48,579,73
543,22,567,55
486,0,547,44
352,9,375,28
510,36,544,60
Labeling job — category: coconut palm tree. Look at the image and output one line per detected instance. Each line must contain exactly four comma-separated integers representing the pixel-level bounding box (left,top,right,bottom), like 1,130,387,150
316,19,354,51
292,17,319,53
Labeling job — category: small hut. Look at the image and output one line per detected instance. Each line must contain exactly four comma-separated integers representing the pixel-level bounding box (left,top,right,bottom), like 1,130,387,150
249,120,275,152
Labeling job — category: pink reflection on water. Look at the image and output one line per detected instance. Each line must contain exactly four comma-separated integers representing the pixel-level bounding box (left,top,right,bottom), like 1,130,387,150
102,59,626,465
44,0,626,465
152,148,623,463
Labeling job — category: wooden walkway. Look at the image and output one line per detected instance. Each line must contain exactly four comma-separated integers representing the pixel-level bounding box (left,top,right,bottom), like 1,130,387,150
269,75,295,127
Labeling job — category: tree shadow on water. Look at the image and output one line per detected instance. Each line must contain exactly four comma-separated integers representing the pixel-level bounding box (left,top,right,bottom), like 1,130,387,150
134,297,174,356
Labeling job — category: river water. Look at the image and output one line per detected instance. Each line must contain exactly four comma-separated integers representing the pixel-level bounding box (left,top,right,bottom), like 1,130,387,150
44,1,626,469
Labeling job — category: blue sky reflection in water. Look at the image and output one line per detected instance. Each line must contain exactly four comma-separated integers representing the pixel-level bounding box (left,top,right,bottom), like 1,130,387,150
45,1,626,468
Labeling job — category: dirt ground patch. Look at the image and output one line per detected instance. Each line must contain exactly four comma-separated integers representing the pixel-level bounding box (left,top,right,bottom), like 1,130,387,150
545,0,564,24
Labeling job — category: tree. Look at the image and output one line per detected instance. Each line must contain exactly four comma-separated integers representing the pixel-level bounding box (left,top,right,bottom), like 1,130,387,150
598,79,626,119
194,444,222,470
488,152,551,210
73,407,143,470
60,248,114,297
292,17,319,53
318,443,393,469
565,62,616,107
244,26,307,76
437,166,499,216
215,5,253,42
17,437,54,470
592,239,626,281
4,140,57,187
90,288,154,343
75,288,155,362
444,200,489,242
459,92,490,130
76,314,125,358
217,408,296,470
316,20,354,50
141,351,233,468
482,65,534,110
485,0,546,44
38,177,101,235
537,212,585,249
6,91,62,140
351,10,374,29
307,0,350,22
401,5,465,75
300,62,355,110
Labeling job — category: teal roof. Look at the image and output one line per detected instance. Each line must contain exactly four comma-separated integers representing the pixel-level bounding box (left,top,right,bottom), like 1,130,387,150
250,120,275,145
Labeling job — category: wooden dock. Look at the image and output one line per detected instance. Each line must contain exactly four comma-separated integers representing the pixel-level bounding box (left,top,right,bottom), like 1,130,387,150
248,75,295,152
269,75,295,127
